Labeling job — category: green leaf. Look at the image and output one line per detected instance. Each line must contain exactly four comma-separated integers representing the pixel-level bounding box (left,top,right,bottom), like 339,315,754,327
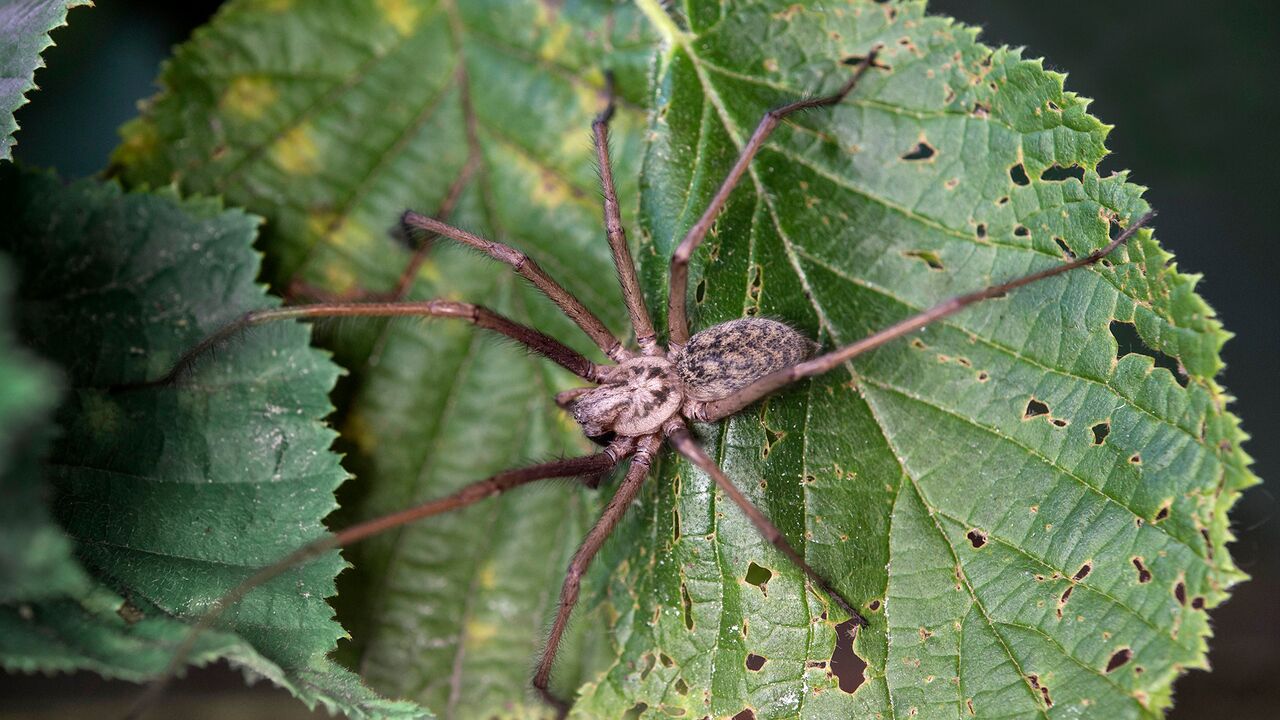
573,1,1254,718
0,165,419,718
0,0,91,160
0,251,77,604
113,0,655,715
101,0,1254,718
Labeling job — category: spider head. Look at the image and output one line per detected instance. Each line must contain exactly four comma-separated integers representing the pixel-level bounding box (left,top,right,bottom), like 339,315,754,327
567,356,684,438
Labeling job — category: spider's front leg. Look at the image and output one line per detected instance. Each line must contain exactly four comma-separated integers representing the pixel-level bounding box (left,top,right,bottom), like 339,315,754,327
666,48,883,349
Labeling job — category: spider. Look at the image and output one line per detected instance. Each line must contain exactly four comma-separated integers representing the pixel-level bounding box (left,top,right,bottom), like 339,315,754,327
130,49,1154,718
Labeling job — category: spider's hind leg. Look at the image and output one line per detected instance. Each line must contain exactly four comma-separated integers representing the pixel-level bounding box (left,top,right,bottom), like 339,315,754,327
533,434,663,715
666,420,866,629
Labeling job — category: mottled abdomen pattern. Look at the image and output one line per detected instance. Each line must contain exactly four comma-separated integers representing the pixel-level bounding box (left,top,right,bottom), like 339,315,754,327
674,318,815,402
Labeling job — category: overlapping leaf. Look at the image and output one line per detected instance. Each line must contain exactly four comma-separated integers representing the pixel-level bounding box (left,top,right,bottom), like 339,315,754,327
0,165,419,718
0,251,75,604
0,0,91,159
572,2,1254,718
113,0,655,715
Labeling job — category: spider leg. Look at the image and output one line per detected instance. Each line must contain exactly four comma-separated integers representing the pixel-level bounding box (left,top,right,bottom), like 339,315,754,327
388,154,481,300
592,71,659,354
402,211,629,362
533,433,662,716
124,441,633,720
665,420,865,627
284,157,476,305
666,49,882,349
121,299,606,391
691,211,1157,422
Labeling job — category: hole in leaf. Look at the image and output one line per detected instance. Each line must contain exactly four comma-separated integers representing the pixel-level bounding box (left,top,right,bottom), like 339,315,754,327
1010,163,1031,185
1175,581,1187,606
842,53,889,70
1050,418,1068,428
659,653,674,668
996,195,1010,206
1054,236,1075,259
1024,399,1050,419
745,562,773,590
1130,453,1142,465
732,710,756,720
972,101,990,118
1091,422,1110,445
674,678,689,695
1132,557,1152,584
1073,563,1092,581
694,278,706,304
673,504,681,541
680,582,694,630
1041,164,1085,182
1109,320,1186,386
745,653,767,671
639,653,656,680
1014,224,1030,238
1192,596,1206,610
904,249,944,270
1105,648,1133,673
976,223,987,239
967,529,988,548
1026,674,1053,708
867,599,882,612
901,141,936,161
117,600,144,625
830,619,864,693
977,371,989,382
623,703,649,720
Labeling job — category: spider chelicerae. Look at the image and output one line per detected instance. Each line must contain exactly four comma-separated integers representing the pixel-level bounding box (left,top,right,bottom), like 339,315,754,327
133,48,1153,717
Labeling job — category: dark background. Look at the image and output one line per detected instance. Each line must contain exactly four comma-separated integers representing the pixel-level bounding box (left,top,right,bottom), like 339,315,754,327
4,1,1276,717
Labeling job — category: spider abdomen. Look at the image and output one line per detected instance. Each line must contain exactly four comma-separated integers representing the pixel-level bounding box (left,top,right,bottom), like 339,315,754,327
674,318,816,402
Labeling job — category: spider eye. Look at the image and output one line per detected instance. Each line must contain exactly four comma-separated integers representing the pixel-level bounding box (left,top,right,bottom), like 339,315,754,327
587,431,617,447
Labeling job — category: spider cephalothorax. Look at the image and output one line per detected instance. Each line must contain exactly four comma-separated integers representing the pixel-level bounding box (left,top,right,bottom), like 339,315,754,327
138,47,1155,720
565,355,684,437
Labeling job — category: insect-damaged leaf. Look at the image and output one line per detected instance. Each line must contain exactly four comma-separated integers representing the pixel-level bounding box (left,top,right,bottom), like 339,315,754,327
112,0,655,715
572,1,1253,718
0,165,422,718
102,0,1254,718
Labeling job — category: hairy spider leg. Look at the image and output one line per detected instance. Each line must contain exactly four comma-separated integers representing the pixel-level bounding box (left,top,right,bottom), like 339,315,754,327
665,420,865,627
691,211,1157,422
117,299,607,391
402,211,630,362
533,434,663,715
389,153,482,300
592,71,660,354
666,48,882,349
124,441,635,720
